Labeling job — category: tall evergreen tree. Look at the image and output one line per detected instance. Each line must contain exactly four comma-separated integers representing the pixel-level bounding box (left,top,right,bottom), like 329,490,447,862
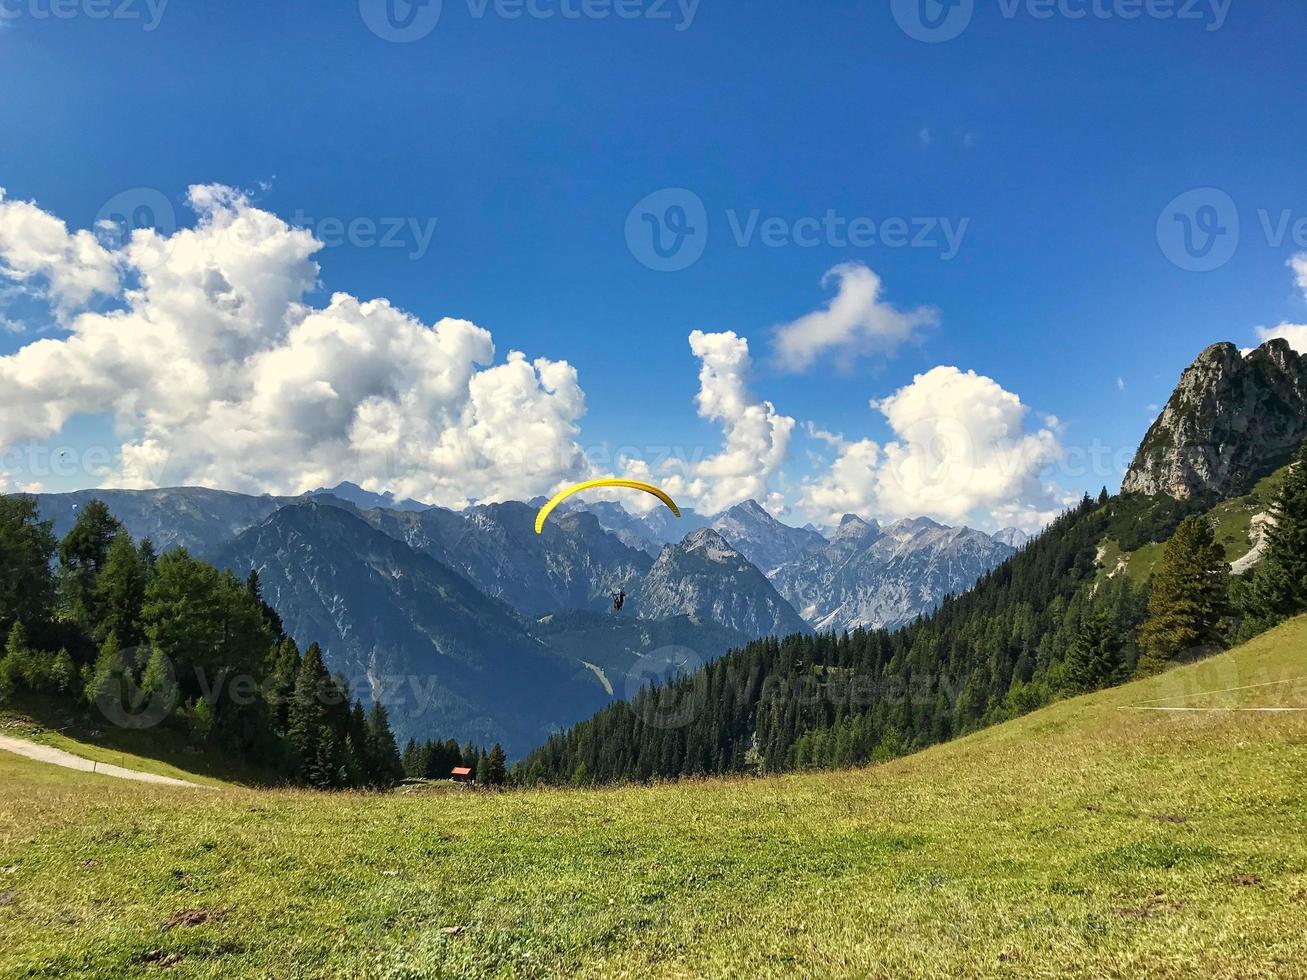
0,495,57,640
95,533,150,647
1064,608,1124,692
1240,443,1307,634
1137,516,1230,673
486,743,507,787
58,500,123,628
366,701,405,787
288,643,330,773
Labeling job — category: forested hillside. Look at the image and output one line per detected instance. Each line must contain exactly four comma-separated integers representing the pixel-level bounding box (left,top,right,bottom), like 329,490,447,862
522,441,1307,786
0,495,409,790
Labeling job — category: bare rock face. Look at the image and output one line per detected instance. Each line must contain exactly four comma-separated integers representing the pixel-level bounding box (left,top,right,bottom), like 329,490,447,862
634,528,812,638
1122,340,1307,500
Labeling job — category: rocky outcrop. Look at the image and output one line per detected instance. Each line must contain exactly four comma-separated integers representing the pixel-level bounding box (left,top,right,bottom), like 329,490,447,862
1122,340,1307,500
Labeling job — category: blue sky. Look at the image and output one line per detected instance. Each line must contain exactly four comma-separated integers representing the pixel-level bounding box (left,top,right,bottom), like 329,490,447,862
1,0,1305,529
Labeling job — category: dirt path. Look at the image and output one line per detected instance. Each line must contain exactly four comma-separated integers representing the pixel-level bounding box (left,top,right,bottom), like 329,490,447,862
0,734,204,788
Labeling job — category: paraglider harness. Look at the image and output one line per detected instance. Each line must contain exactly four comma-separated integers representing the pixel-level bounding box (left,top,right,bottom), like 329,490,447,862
612,589,626,613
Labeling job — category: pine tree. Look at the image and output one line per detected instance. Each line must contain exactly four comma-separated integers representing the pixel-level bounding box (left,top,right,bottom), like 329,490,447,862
487,743,507,787
1137,516,1230,673
1064,608,1124,692
365,701,404,788
1240,443,1307,634
0,495,57,639
475,751,491,787
58,500,123,628
288,643,329,776
95,533,149,647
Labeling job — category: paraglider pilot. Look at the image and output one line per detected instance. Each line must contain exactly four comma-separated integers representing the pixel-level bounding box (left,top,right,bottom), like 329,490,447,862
612,589,626,613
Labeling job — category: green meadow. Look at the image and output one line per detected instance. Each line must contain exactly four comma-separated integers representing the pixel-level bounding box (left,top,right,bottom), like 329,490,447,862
2,618,1305,979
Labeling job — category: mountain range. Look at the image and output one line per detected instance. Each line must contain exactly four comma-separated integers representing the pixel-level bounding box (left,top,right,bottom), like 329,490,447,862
28,477,1026,750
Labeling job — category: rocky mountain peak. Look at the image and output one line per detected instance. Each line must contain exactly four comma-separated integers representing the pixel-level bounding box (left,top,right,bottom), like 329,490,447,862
833,513,880,543
636,528,811,638
709,500,827,573
991,527,1031,548
1122,339,1307,500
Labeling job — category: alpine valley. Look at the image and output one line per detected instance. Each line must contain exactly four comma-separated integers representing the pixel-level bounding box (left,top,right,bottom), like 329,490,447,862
28,486,1022,751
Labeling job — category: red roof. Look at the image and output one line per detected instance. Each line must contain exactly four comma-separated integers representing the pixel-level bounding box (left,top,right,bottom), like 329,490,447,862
451,767,472,776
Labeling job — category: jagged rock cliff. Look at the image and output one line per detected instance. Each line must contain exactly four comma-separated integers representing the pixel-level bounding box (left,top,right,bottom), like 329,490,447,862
634,528,811,638
1122,339,1307,500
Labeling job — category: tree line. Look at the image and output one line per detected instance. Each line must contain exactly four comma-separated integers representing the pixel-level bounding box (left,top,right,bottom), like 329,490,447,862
0,497,405,790
521,442,1307,787
400,737,508,787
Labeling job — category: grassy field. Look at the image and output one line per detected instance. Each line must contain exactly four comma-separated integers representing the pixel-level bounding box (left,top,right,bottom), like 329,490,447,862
1,620,1305,978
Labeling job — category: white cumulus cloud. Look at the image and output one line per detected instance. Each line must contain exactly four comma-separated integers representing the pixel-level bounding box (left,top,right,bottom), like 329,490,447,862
632,330,794,514
797,366,1065,533
0,186,590,506
0,188,119,315
771,263,938,373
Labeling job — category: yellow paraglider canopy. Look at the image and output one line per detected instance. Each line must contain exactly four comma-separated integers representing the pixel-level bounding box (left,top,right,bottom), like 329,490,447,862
535,479,680,535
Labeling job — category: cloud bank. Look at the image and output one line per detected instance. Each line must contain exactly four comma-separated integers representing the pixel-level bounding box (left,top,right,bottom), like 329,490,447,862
1,188,1068,529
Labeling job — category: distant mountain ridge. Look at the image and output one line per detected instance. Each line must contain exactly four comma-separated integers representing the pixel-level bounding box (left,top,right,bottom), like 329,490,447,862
769,515,1016,633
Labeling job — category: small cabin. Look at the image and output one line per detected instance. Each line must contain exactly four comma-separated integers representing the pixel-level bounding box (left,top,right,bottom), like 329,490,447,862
451,766,473,784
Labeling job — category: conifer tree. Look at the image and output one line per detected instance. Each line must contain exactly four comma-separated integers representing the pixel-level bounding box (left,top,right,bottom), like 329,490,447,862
1137,516,1230,673
365,701,404,787
1240,443,1307,634
95,533,150,647
0,495,56,639
487,743,507,787
58,500,123,628
288,643,329,775
1064,608,1124,692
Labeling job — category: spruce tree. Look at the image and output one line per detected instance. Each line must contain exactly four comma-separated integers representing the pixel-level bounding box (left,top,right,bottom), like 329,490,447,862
95,533,149,647
1064,608,1124,692
288,643,329,776
0,495,57,639
58,500,123,628
1240,443,1307,634
1137,516,1230,673
487,743,507,787
365,701,404,787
